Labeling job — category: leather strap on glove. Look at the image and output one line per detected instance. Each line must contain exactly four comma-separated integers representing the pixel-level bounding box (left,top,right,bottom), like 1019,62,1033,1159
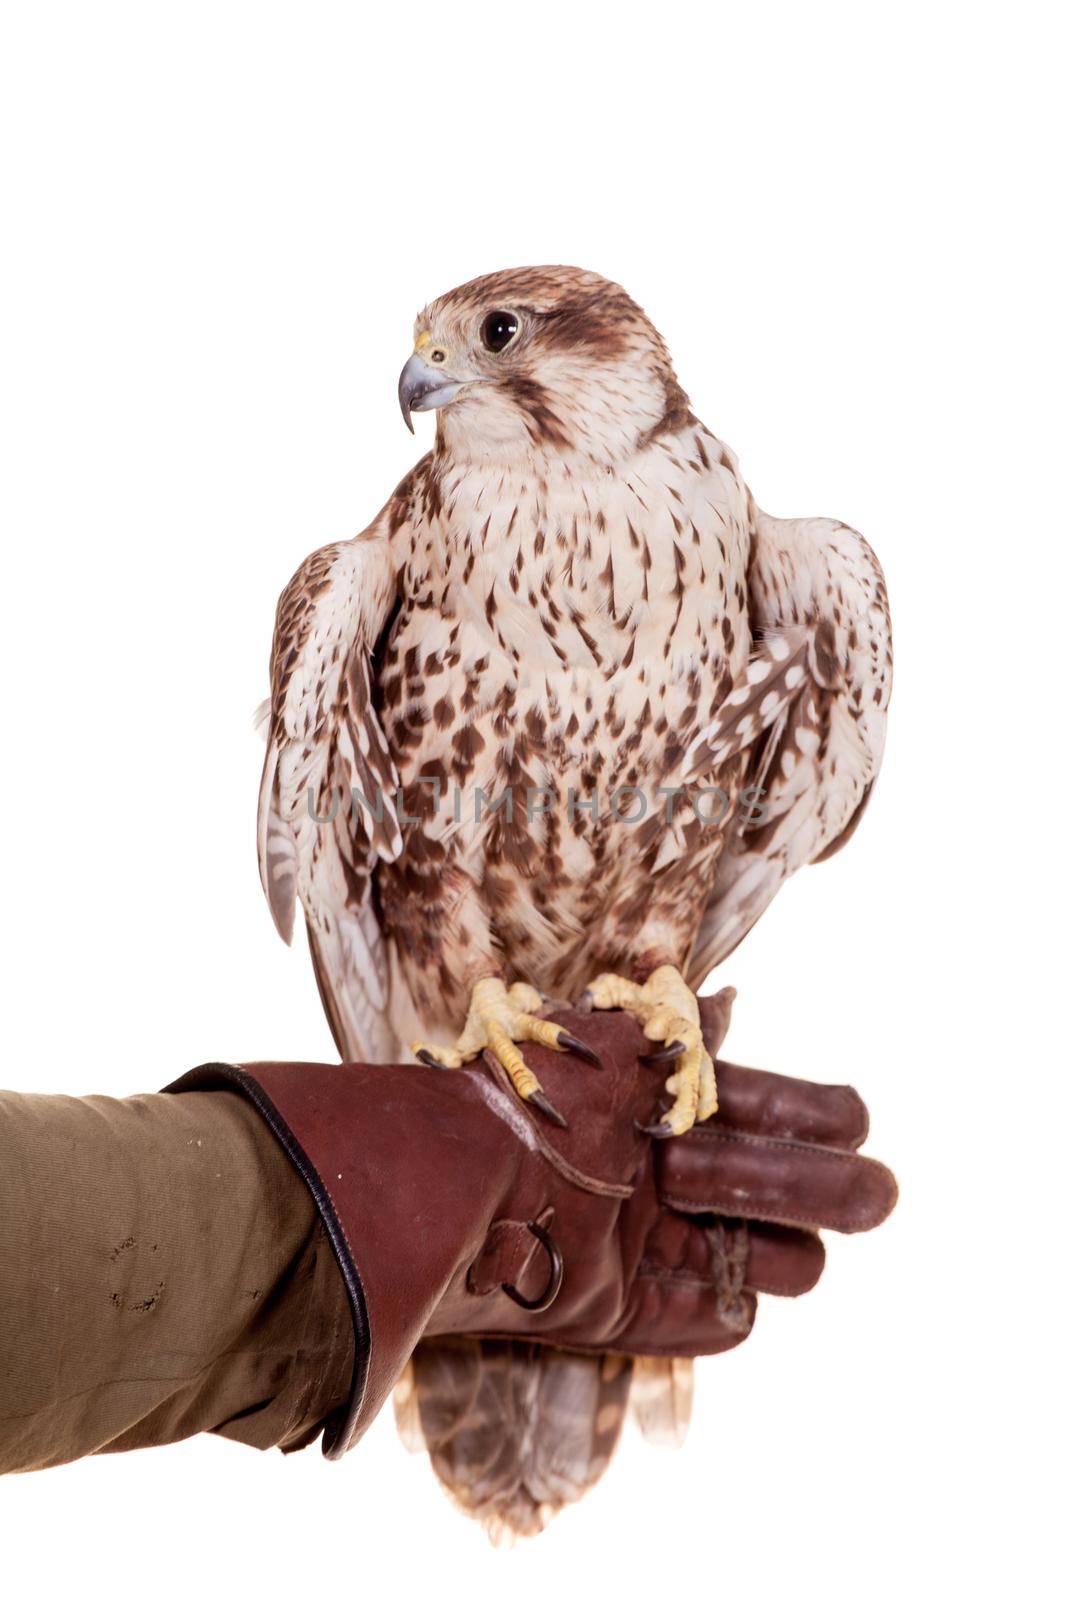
166,992,896,1458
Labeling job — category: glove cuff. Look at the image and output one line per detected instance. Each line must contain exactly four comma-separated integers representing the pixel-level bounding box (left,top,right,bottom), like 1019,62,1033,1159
165,1060,518,1457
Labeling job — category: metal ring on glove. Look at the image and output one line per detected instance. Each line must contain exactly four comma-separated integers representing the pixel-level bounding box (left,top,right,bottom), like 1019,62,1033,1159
500,1220,563,1312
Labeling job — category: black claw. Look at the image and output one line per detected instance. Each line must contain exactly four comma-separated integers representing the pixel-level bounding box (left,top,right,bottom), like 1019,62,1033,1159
638,1039,686,1065
575,988,595,1014
558,1030,603,1068
529,1090,568,1129
634,1117,676,1139
416,1048,448,1070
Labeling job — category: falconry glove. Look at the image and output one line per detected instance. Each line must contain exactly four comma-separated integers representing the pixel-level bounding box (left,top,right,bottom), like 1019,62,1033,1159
166,993,896,1459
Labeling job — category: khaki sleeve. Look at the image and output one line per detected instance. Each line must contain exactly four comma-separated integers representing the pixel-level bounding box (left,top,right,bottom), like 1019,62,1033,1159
0,1085,352,1473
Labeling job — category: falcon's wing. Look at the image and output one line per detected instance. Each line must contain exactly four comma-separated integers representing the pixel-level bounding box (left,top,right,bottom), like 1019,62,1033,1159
258,514,404,1062
685,512,892,982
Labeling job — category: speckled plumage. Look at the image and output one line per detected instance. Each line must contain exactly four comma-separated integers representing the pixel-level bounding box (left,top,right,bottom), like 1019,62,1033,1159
259,267,890,1065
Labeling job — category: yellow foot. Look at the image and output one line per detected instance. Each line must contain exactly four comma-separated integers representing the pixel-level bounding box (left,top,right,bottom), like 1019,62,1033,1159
582,965,715,1137
412,977,601,1128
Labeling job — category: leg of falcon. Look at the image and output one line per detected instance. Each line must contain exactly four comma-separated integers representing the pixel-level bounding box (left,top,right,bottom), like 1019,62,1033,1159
583,964,718,1135
412,977,601,1128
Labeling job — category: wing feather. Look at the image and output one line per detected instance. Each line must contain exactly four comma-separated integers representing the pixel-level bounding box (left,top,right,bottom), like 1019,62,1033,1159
257,517,408,1061
687,513,892,983
257,737,298,943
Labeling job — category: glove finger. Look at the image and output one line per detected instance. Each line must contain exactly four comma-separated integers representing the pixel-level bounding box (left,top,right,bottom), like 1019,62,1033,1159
629,1270,757,1359
632,1215,825,1356
745,1222,826,1296
713,1059,871,1151
645,1211,824,1299
658,1125,898,1234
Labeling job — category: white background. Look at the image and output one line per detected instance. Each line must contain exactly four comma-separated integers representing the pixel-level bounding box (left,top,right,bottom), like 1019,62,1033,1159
0,2,1061,1595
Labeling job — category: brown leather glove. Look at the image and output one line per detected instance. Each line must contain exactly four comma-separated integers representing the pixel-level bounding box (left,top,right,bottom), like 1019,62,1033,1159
167,993,896,1457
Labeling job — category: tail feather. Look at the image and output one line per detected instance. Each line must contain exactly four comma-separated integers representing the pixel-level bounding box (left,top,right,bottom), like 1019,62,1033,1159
397,1338,633,1544
629,1356,694,1446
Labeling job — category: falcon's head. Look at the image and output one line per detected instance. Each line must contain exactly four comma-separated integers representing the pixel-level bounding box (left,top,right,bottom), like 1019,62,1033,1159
398,266,689,464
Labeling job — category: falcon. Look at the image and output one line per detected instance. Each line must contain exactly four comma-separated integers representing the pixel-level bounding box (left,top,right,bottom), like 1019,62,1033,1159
257,266,892,1535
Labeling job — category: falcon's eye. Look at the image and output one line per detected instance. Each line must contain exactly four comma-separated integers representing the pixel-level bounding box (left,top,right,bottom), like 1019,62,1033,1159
481,310,520,353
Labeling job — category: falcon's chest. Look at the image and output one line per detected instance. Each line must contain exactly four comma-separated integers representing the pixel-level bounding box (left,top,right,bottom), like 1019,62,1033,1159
377,435,752,835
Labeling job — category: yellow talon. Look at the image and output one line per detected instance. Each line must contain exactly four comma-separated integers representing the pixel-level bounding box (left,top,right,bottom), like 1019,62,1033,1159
585,964,716,1134
412,977,600,1126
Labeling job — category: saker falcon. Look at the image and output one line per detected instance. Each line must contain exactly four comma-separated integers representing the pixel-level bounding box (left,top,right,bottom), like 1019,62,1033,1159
257,265,892,1536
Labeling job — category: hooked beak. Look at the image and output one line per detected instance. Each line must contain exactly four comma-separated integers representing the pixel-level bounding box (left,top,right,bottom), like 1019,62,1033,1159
398,352,481,433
